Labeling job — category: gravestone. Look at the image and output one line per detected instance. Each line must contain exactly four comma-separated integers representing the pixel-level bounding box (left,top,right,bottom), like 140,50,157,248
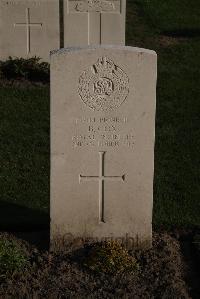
51,46,157,249
0,0,59,61
64,0,126,47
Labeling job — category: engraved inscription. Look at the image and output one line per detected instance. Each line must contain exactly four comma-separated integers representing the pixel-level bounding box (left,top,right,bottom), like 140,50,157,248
2,0,41,6
79,151,125,222
78,57,129,111
72,116,135,148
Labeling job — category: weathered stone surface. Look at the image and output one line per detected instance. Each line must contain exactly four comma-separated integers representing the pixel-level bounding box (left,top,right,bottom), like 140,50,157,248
0,0,59,61
50,46,157,249
64,0,126,47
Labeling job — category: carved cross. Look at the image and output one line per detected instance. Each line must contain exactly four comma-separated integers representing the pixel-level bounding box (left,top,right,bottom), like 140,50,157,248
14,8,42,54
67,0,120,45
79,151,125,223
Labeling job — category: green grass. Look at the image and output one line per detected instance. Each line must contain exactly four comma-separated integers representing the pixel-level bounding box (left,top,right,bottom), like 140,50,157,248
0,86,49,229
0,238,29,279
134,0,200,33
0,0,200,230
154,42,200,228
126,0,200,229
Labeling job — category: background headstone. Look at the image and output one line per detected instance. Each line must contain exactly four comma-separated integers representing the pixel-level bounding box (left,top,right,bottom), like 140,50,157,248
0,0,59,61
64,0,126,47
50,46,157,249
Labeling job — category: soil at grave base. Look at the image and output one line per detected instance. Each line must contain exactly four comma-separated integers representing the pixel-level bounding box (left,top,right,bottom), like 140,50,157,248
0,232,199,299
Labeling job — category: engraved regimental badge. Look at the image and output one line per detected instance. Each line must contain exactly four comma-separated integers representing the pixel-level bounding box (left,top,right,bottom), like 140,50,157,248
78,57,129,111
75,0,115,12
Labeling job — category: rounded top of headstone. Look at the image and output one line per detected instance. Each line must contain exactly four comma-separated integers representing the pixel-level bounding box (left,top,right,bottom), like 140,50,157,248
50,46,157,58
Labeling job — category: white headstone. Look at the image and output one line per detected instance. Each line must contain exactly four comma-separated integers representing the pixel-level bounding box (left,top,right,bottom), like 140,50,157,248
64,0,126,47
0,0,59,61
50,46,157,249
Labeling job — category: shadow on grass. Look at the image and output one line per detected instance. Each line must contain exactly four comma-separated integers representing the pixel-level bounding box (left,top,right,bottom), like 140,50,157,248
0,200,49,232
162,28,200,38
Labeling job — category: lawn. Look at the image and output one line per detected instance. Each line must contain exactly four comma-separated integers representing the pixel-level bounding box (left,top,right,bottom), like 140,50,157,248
126,0,200,229
0,0,200,231
0,86,50,229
